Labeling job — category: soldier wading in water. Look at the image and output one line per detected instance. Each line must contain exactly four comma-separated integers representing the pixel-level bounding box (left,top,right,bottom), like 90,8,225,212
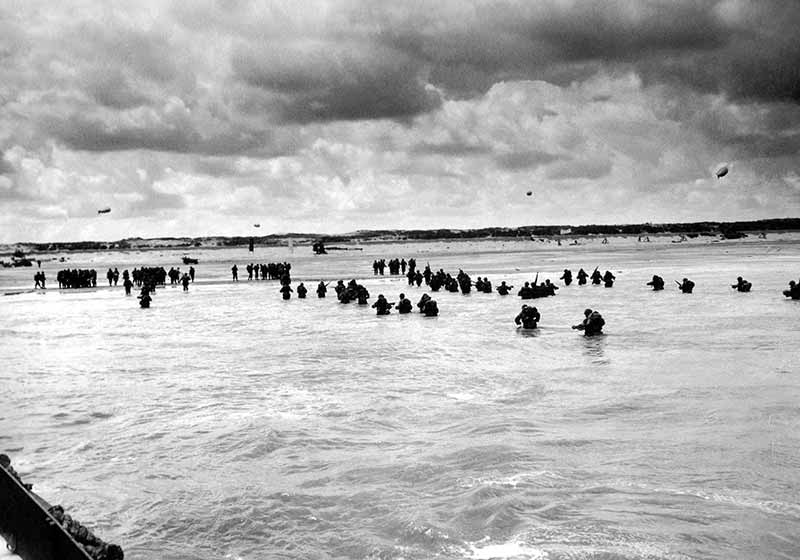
572,308,605,336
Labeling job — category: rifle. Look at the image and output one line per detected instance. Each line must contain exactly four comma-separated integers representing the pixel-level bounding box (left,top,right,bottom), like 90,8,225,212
534,272,539,285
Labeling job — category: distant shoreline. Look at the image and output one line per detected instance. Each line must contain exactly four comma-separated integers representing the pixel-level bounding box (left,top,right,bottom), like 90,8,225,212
1,218,798,255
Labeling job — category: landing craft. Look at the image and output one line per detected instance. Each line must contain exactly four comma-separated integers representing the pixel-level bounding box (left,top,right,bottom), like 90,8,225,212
526,191,533,196
97,207,111,214
716,165,729,179
253,223,260,228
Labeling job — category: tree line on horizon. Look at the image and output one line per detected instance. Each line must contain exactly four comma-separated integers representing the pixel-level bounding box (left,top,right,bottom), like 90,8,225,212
6,218,799,253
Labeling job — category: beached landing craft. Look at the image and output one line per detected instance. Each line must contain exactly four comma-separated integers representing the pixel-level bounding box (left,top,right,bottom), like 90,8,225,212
181,256,198,265
312,240,327,254
96,208,111,214
0,250,33,268
0,458,123,560
1,536,21,558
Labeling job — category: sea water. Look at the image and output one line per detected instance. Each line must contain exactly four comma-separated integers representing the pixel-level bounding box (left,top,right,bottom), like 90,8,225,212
1,238,799,560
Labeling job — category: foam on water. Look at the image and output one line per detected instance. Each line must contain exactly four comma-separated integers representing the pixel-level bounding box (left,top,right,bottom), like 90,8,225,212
467,538,548,559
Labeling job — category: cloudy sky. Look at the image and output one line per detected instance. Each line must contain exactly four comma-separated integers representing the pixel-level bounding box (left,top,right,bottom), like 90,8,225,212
1,0,798,242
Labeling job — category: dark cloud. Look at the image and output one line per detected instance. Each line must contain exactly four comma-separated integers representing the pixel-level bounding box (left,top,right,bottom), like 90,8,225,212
373,1,800,105
385,164,465,181
85,67,152,110
546,158,613,181
555,1,799,104
44,112,267,156
46,113,197,153
637,43,800,104
530,1,728,61
193,158,240,178
410,141,490,157
724,46,800,103
0,152,13,175
748,155,800,181
671,94,800,159
10,1,797,156
728,133,800,160
232,41,441,122
0,151,21,203
495,150,562,171
0,169,27,203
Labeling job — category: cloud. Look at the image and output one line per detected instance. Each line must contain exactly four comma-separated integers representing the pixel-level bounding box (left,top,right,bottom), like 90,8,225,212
85,67,153,110
0,1,798,242
0,151,13,175
529,1,728,60
46,109,199,153
128,185,186,214
368,1,800,105
728,132,800,160
546,157,613,181
411,141,491,157
40,99,269,156
495,150,562,171
231,40,441,122
193,157,241,178
66,22,185,85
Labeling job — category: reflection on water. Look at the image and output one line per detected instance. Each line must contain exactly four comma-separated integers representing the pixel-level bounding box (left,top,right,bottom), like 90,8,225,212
581,334,608,364
1,239,799,560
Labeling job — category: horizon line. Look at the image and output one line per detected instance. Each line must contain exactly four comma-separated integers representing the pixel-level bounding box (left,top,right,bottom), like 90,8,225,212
2,217,799,248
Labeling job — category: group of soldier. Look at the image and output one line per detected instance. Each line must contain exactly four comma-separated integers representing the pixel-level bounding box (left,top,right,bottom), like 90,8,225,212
266,257,800,333
33,269,47,288
784,279,800,299
559,267,616,287
273,262,569,323
644,274,764,294
372,257,417,276
29,256,798,326
367,292,439,316
513,305,606,336
54,269,96,289
276,277,441,317
515,279,559,299
646,275,696,293
232,262,292,282
167,266,195,288
129,265,196,305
